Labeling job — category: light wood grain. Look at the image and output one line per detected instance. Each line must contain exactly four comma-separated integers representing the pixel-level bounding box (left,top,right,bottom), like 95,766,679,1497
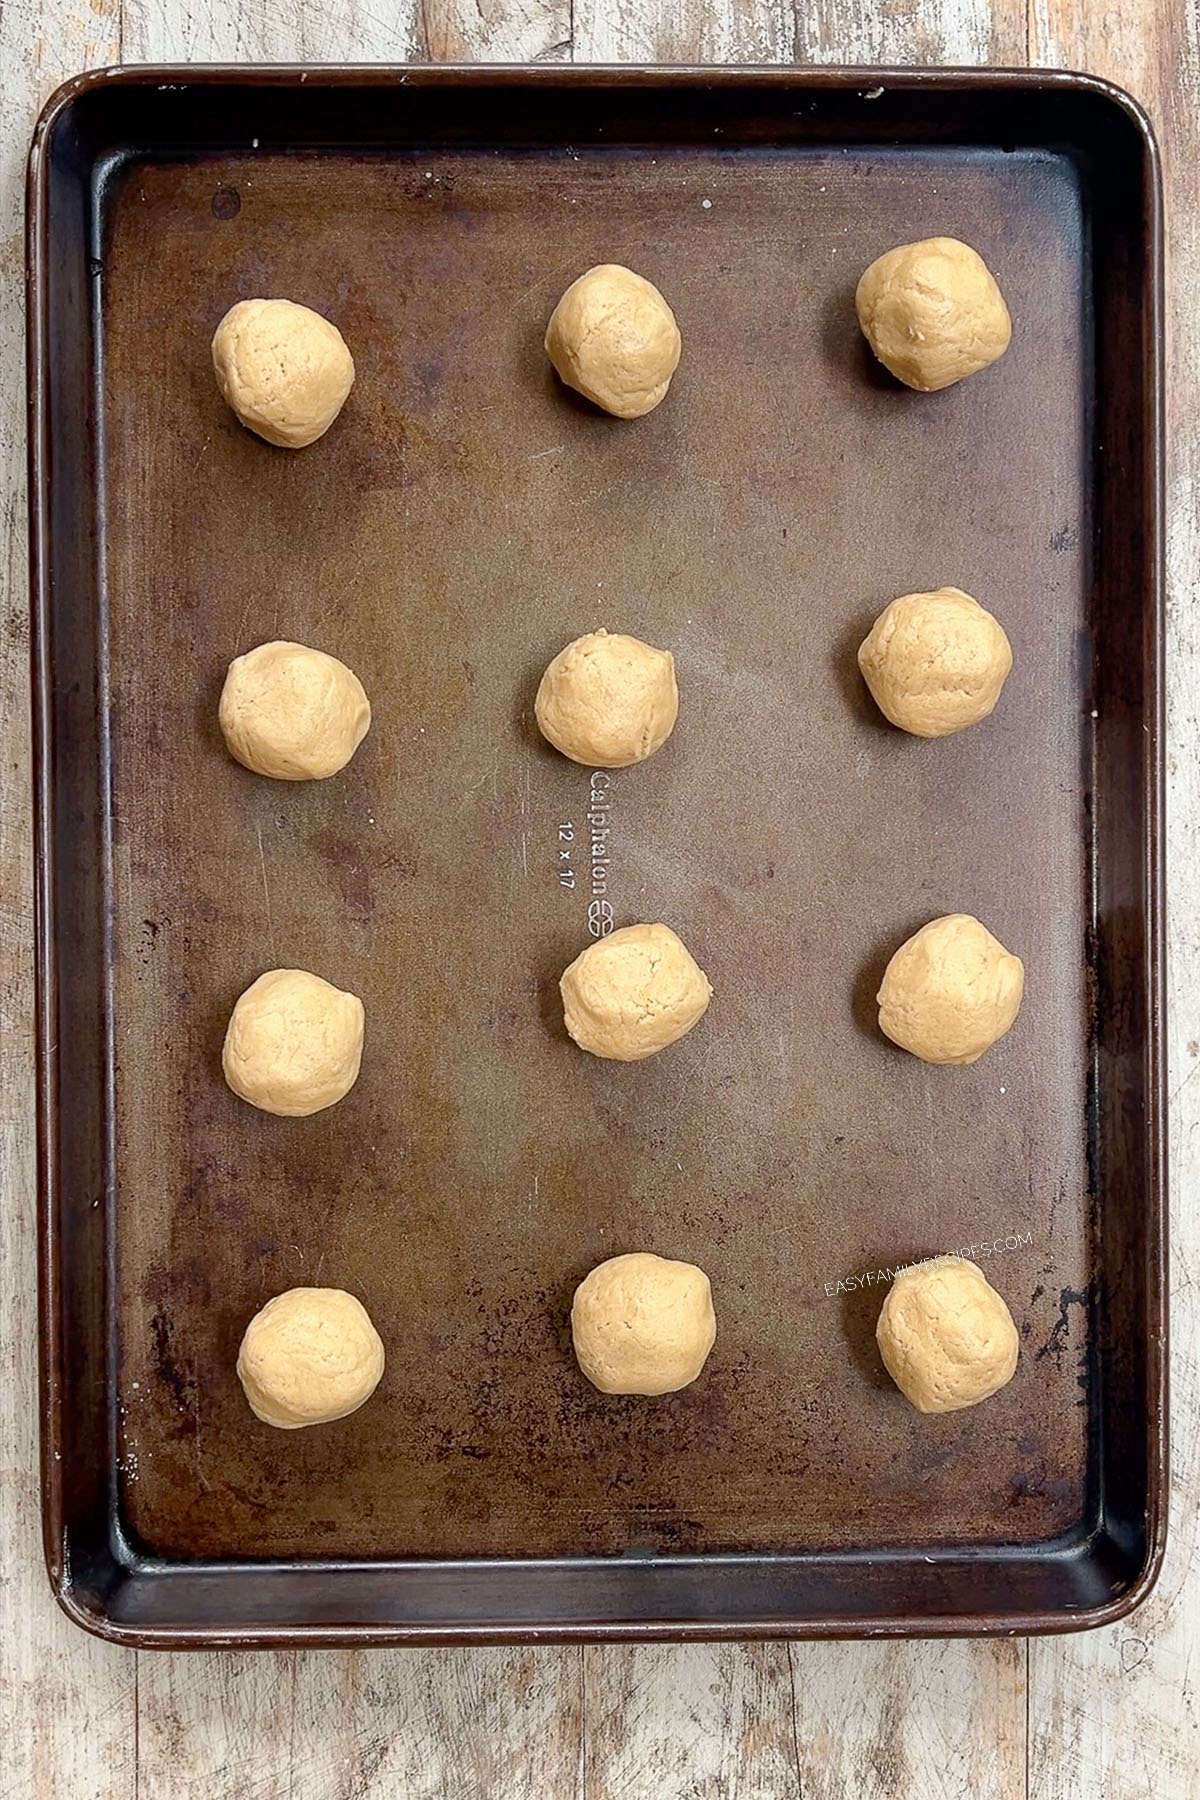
573,0,794,66
123,0,420,62
419,0,572,62
794,0,1025,64
582,1644,799,1798
0,6,138,1793
789,1639,1026,1800
329,1649,582,1798
3,1,1199,1796
138,1647,583,1797
1027,0,1200,1790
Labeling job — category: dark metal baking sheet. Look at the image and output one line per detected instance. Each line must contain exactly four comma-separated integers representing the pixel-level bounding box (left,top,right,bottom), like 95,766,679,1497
28,65,1165,1643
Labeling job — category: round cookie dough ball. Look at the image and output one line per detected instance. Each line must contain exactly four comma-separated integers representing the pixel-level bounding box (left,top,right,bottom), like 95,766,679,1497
223,968,365,1116
219,640,371,781
535,629,678,768
237,1287,385,1427
571,1252,716,1395
876,1258,1019,1413
212,298,355,447
857,587,1013,738
877,914,1024,1066
545,264,682,419
855,237,1012,392
560,922,712,1061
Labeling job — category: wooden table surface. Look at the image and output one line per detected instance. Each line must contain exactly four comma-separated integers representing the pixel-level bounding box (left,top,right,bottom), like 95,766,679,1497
2,1,1196,1794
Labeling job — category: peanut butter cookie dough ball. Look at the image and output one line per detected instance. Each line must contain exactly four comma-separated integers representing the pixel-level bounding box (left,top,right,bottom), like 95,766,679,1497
857,587,1012,738
855,238,1012,392
876,1258,1019,1413
560,923,712,1062
571,1253,716,1395
535,629,678,768
237,1287,385,1427
212,298,355,447
545,264,682,419
219,641,371,780
877,914,1024,1066
223,968,365,1116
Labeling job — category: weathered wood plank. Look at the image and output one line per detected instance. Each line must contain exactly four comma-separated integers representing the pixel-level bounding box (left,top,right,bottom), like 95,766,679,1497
582,1645,799,1800
0,12,137,1797
419,0,572,63
1027,2,1200,1792
573,0,794,65
134,1654,296,1799
136,1647,583,1798
305,1649,583,1798
789,1640,1026,1800
794,0,1025,65
122,0,420,62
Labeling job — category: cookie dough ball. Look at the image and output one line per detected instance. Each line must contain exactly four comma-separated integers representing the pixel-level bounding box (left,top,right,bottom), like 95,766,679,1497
535,629,678,768
212,298,355,447
572,1253,716,1395
560,923,712,1061
223,968,365,1116
858,587,1013,738
219,640,371,781
545,264,682,419
876,1258,1019,1413
855,238,1012,392
877,914,1024,1066
237,1287,385,1427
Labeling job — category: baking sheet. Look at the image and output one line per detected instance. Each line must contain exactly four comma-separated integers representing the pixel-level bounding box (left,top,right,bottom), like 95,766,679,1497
30,66,1164,1641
